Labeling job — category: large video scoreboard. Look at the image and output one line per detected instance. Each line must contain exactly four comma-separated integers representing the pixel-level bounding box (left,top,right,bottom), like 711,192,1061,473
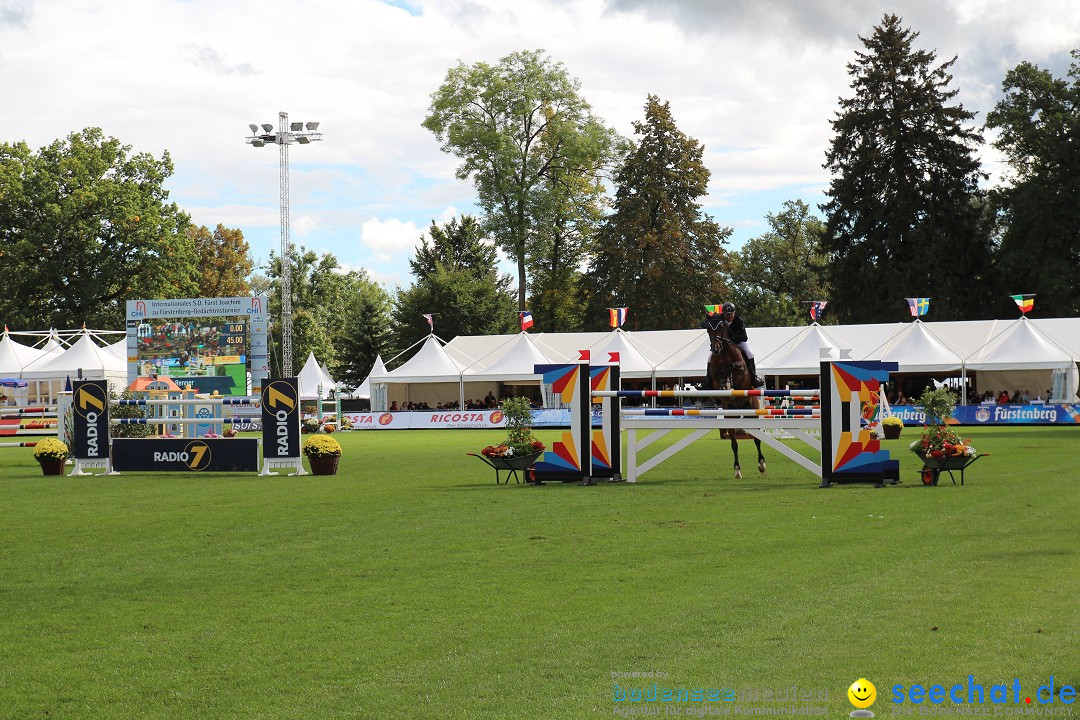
126,297,269,394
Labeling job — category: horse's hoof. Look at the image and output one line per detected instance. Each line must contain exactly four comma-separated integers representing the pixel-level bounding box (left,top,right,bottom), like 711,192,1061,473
758,461,766,474
734,469,742,480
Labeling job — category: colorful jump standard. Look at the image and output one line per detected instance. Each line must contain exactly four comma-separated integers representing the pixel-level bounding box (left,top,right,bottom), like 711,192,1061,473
534,353,899,487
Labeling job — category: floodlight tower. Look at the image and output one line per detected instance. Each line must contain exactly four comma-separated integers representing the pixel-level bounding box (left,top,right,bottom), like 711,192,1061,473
245,112,322,377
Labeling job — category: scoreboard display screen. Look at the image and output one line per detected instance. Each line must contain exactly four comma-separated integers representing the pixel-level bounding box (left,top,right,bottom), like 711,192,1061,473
135,319,247,375
218,323,247,349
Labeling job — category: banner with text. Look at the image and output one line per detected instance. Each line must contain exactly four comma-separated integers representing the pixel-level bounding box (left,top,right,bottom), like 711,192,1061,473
261,378,300,457
890,403,1079,426
72,380,110,460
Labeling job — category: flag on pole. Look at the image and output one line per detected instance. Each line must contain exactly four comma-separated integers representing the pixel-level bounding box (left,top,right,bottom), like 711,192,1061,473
519,311,534,331
1010,294,1035,315
809,301,828,321
704,304,722,315
608,307,629,328
905,297,930,317
422,313,433,329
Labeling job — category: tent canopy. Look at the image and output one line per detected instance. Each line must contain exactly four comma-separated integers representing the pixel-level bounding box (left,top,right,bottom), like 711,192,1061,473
462,332,553,382
298,352,336,399
862,320,965,372
381,336,466,383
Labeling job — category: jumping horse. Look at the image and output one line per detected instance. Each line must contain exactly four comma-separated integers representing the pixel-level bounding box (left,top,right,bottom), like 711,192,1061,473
704,320,766,479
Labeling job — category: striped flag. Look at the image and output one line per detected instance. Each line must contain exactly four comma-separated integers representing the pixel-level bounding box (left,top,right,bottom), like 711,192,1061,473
809,301,828,321
608,307,629,328
905,298,930,317
1010,294,1035,315
422,313,433,329
519,311,534,331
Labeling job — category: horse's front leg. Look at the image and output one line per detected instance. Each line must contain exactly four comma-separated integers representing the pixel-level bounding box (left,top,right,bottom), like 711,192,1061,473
729,429,742,479
754,436,766,475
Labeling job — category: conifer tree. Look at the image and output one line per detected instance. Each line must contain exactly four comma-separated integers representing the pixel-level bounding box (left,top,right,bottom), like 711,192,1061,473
985,51,1080,317
821,15,993,322
582,96,732,331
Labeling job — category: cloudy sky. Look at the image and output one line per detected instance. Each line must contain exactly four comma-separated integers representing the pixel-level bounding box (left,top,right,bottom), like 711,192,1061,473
1,0,1077,288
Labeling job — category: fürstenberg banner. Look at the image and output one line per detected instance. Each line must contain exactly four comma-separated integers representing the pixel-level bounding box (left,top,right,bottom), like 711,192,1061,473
891,403,1080,425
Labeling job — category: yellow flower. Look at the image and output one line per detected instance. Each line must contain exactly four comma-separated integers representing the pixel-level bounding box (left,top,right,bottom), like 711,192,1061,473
302,434,342,458
33,437,69,461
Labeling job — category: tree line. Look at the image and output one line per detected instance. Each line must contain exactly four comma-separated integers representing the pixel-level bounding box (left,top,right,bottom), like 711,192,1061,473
1,15,1076,389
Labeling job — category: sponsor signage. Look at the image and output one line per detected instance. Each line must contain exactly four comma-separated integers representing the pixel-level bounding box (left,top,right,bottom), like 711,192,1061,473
72,380,109,460
340,409,604,430
126,297,267,320
112,438,259,472
410,410,505,430
261,378,300,458
891,403,1080,425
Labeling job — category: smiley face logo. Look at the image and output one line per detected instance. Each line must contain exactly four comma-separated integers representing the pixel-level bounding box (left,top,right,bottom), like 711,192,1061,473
848,678,877,709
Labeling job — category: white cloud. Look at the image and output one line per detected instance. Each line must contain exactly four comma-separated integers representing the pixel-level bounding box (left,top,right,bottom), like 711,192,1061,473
360,217,423,254
1,0,1077,280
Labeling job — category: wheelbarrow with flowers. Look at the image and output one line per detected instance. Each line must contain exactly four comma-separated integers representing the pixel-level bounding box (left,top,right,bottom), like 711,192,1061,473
910,387,989,486
467,442,546,484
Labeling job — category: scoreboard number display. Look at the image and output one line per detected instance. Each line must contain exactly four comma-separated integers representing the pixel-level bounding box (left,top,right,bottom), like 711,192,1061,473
218,323,247,348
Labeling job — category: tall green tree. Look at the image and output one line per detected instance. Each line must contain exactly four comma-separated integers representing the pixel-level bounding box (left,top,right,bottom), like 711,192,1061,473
526,170,604,331
729,200,832,327
985,51,1080,316
820,15,994,322
331,270,393,390
0,128,194,328
392,216,516,353
581,95,732,331
262,247,347,378
189,224,253,297
258,247,392,388
422,49,619,311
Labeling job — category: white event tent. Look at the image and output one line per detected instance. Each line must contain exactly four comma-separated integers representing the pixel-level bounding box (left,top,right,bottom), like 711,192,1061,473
21,331,127,402
366,317,1080,410
964,317,1078,400
355,354,387,401
297,352,338,400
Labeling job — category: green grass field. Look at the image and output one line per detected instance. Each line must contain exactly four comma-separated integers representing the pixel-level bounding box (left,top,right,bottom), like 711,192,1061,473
2,426,1078,719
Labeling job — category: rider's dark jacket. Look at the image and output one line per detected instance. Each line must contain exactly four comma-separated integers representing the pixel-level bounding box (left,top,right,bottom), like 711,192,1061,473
701,314,749,344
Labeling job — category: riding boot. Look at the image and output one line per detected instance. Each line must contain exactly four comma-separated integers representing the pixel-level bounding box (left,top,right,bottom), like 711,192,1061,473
747,358,764,387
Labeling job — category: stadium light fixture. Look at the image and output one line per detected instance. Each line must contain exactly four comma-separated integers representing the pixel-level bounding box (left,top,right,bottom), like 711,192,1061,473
243,112,323,378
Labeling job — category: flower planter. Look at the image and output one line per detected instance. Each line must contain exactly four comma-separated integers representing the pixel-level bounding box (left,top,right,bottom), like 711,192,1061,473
882,425,903,440
38,458,67,476
308,455,340,476
468,451,543,484
912,449,987,486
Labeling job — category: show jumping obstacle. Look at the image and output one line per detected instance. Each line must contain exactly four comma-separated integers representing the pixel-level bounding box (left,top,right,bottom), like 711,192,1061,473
533,354,899,487
0,405,60,449
62,379,303,476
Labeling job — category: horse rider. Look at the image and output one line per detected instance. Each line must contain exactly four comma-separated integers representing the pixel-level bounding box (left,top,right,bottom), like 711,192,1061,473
702,302,764,387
